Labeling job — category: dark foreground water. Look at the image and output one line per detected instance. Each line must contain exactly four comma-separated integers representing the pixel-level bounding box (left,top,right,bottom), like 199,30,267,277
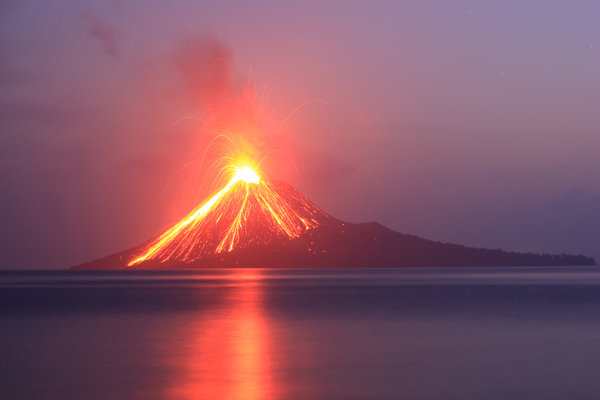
2,267,600,400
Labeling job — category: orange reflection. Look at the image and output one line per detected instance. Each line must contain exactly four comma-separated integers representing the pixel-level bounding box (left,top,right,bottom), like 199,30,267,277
166,271,277,399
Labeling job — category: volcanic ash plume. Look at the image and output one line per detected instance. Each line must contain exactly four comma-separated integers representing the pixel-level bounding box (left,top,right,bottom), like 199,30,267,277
174,36,270,170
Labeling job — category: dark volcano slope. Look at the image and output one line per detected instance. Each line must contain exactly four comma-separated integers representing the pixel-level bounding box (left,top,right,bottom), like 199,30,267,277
74,220,595,269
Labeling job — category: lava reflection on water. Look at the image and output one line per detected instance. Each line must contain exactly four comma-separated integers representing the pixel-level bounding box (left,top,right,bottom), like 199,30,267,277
166,270,276,400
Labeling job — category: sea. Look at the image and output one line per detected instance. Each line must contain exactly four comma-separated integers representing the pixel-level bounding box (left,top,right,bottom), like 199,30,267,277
1,267,600,400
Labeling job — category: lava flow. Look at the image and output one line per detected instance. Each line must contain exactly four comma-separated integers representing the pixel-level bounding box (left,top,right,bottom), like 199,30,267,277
128,164,329,266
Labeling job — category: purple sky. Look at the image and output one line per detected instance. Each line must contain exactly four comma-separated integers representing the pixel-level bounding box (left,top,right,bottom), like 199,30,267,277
1,0,599,268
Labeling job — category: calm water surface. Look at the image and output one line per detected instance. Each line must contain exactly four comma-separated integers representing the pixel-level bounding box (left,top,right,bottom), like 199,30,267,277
1,267,600,399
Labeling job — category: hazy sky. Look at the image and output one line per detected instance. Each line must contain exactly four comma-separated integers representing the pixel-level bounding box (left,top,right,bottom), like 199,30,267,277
1,0,599,268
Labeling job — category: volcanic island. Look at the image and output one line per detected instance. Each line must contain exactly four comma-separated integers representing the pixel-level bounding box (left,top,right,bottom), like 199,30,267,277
73,164,595,269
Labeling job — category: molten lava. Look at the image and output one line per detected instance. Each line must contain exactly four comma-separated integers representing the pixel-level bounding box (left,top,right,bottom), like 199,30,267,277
128,164,328,266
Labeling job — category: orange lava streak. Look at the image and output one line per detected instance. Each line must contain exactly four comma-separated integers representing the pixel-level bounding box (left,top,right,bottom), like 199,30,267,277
128,164,321,266
216,185,250,253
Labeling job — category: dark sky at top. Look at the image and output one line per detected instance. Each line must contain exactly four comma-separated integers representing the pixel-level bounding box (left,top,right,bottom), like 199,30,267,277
1,0,599,268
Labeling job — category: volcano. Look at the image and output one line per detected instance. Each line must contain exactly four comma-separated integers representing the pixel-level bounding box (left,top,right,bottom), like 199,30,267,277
74,167,595,269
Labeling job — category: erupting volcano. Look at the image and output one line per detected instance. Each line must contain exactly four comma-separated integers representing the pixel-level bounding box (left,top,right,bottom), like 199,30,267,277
127,164,331,267
72,39,595,269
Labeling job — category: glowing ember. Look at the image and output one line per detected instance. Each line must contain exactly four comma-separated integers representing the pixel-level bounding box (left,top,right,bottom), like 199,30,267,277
128,163,327,266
